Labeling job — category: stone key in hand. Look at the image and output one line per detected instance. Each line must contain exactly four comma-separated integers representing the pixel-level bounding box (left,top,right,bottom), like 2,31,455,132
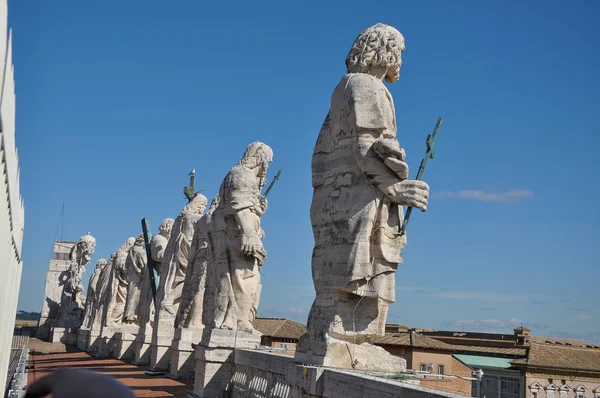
398,116,443,236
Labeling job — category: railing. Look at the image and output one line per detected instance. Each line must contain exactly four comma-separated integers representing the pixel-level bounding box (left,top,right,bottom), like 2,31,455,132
6,338,28,398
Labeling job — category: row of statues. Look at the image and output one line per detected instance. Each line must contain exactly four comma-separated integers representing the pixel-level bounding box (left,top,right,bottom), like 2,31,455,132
78,141,273,339
62,22,432,372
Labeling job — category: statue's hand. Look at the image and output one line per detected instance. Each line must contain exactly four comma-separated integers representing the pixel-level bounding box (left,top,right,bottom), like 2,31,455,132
253,197,268,216
393,180,429,212
241,233,266,262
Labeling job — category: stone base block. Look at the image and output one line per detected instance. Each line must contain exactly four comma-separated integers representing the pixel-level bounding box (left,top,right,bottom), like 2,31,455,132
133,329,153,366
192,328,261,397
150,329,176,371
87,328,102,353
294,334,406,372
169,327,203,380
114,332,137,361
49,327,78,345
94,328,117,358
77,328,91,351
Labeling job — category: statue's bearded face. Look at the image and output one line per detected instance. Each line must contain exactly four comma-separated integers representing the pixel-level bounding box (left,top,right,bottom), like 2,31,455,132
386,63,400,84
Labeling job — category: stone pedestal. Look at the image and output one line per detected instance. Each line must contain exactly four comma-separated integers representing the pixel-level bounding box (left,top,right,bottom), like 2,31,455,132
87,327,103,353
149,314,176,372
192,329,261,397
133,327,153,366
49,327,78,345
169,327,203,380
77,328,91,351
95,327,117,358
294,334,407,372
114,331,138,361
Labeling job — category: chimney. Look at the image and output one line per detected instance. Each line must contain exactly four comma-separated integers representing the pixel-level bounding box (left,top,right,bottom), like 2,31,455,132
514,325,531,345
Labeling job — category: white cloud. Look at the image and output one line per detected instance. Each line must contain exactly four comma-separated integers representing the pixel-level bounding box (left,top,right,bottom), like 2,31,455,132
574,314,592,320
451,317,523,332
288,306,306,315
397,286,531,303
435,189,533,205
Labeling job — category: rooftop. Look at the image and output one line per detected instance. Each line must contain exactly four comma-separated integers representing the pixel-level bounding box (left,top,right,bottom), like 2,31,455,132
371,332,455,351
253,318,306,340
511,343,600,373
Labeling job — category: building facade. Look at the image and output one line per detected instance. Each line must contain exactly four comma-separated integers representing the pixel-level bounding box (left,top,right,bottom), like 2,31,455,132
0,0,24,393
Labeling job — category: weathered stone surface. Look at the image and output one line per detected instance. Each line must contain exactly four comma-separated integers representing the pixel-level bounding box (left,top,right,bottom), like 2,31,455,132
150,201,206,371
105,238,136,327
203,142,273,334
37,241,77,340
54,233,97,330
192,328,261,397
295,23,430,371
81,258,107,330
176,195,220,330
123,234,152,326
169,327,203,379
150,218,174,277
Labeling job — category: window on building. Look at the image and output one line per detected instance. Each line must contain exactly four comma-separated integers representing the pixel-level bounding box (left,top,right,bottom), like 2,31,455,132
473,375,522,398
532,391,538,398
547,390,555,398
577,394,586,398
419,363,427,372
437,365,444,379
281,338,296,344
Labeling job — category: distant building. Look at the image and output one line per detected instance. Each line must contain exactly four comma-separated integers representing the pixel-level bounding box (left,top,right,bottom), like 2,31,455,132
36,241,77,340
253,318,307,356
372,330,474,396
0,0,24,394
511,329,600,398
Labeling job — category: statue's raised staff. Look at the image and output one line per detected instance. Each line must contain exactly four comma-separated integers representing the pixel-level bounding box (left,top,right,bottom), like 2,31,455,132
295,23,431,371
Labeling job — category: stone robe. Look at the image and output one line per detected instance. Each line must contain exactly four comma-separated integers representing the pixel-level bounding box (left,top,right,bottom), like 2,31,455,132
159,212,201,314
209,165,264,332
95,260,114,328
310,73,406,304
81,267,102,329
123,245,147,323
150,234,168,276
107,250,130,326
176,202,217,329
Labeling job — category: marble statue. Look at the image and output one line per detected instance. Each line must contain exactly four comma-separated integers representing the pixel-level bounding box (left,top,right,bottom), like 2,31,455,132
176,195,220,329
81,258,107,329
106,237,135,327
205,142,272,334
158,195,207,315
151,218,174,276
295,23,430,370
94,255,115,328
55,233,97,326
123,234,148,324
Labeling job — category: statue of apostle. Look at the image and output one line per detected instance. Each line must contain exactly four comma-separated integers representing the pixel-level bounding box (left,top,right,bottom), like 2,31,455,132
296,23,430,360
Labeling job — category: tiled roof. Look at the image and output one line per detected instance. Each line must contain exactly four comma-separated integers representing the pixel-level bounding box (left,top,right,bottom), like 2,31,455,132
252,318,306,340
451,344,527,357
511,343,600,373
371,333,455,351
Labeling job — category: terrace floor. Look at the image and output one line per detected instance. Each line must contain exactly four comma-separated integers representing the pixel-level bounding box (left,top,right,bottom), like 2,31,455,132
26,338,194,397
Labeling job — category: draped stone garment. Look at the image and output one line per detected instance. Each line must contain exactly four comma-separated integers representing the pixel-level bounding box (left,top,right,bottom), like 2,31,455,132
159,213,201,313
81,268,101,329
95,260,114,328
311,73,407,303
122,245,147,323
210,165,264,332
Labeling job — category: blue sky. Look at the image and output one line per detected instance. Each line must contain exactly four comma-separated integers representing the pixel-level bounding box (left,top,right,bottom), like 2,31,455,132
11,0,600,343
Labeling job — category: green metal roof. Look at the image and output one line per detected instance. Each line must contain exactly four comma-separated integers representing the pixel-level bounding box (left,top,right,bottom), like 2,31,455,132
454,354,513,369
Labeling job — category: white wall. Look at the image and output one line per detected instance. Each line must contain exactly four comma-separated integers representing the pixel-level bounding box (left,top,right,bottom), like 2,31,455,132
0,0,25,393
